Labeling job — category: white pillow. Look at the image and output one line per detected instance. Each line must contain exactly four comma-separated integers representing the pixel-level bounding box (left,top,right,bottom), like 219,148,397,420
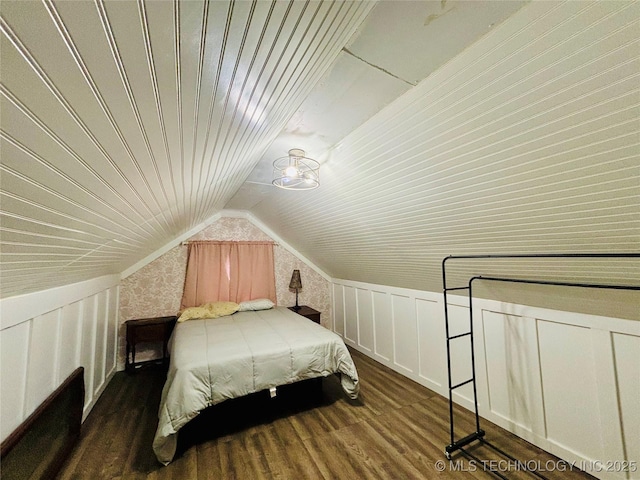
238,298,275,311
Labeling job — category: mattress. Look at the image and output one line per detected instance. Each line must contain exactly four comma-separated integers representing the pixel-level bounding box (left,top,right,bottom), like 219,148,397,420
152,306,359,464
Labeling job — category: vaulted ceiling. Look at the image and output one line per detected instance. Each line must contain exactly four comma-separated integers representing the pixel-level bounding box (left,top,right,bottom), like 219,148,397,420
1,0,638,300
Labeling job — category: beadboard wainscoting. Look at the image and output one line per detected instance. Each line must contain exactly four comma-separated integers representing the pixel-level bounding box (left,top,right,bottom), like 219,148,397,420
332,279,640,480
0,275,120,442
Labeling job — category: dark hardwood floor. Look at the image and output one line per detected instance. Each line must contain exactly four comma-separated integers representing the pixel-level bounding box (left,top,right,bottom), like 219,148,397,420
57,350,594,479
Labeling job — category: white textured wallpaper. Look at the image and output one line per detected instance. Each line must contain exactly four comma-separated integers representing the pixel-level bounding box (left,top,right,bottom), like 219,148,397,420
117,216,331,368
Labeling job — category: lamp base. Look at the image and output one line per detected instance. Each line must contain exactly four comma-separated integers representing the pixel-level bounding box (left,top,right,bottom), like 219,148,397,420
291,305,301,312
292,289,301,311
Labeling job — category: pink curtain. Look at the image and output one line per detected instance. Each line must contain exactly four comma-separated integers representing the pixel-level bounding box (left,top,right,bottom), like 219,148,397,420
181,241,276,309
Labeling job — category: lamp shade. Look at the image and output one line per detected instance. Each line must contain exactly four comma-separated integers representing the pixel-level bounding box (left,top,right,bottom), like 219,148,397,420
289,269,302,290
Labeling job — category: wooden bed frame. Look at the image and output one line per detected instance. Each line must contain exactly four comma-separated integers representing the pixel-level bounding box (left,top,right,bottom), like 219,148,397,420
1,367,84,479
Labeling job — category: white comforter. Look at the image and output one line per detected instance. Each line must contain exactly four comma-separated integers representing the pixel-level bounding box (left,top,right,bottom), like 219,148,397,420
153,307,359,464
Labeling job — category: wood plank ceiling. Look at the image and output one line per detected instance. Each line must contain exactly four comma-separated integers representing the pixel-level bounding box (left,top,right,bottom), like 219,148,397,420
1,0,639,300
0,0,373,298
244,0,640,293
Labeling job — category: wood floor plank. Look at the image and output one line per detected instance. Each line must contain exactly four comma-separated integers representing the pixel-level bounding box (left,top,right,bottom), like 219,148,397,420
56,349,596,479
303,430,373,480
286,403,340,442
252,428,315,480
218,434,269,480
193,438,222,480
337,420,430,479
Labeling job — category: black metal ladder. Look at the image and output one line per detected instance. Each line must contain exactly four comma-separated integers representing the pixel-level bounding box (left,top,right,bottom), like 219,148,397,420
442,282,484,458
441,253,640,479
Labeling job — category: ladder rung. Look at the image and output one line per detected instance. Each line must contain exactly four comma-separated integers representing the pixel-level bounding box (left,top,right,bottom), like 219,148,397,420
448,332,471,340
444,286,470,292
451,378,474,390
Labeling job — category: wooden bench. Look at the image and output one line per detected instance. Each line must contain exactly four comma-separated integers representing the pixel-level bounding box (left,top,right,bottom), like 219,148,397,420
1,367,84,479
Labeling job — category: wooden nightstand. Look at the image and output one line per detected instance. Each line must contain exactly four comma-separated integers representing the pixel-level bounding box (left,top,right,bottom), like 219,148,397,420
288,306,321,324
125,315,177,372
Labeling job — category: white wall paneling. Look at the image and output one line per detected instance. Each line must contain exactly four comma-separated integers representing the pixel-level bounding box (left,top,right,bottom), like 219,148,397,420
333,278,640,480
391,294,417,376
25,309,60,415
107,288,119,372
0,275,120,442
343,286,358,344
612,333,640,470
93,290,108,398
372,290,392,363
80,295,97,405
332,283,345,337
0,321,30,440
416,297,446,391
356,288,373,353
480,311,546,445
539,321,604,461
592,329,626,475
58,302,83,384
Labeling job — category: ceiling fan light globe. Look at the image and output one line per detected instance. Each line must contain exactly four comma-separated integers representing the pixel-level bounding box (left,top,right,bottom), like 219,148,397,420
285,166,299,178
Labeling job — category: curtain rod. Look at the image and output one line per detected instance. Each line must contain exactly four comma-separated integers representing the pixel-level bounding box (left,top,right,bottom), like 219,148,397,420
180,240,278,246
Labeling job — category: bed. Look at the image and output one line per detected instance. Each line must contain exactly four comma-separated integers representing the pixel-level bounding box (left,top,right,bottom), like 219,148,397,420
152,306,360,464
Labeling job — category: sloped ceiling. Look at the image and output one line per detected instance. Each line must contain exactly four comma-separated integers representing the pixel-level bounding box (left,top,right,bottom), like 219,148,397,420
1,0,639,300
1,0,373,298
242,0,640,293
